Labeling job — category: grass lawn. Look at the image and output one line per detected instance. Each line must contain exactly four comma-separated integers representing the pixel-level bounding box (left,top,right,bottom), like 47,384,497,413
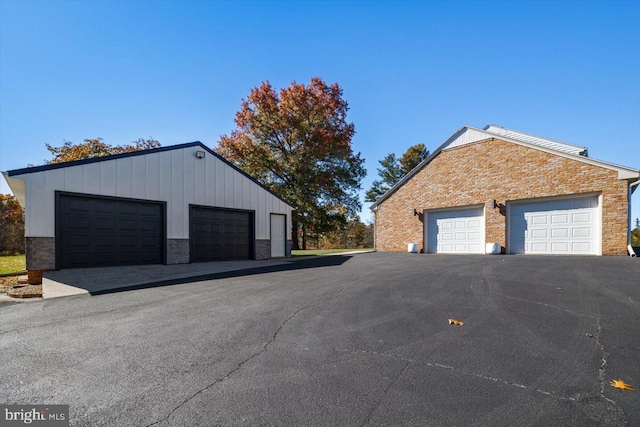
291,248,373,257
0,255,26,275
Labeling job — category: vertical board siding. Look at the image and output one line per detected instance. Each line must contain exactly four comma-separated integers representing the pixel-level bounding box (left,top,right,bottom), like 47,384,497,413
101,160,117,195
65,165,84,193
145,153,160,201
27,172,46,236
171,150,184,238
131,155,147,199
215,158,225,207
17,146,292,239
194,151,206,205
83,164,101,195
116,158,133,198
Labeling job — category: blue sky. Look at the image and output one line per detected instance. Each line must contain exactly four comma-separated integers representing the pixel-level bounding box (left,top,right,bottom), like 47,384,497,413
1,0,639,223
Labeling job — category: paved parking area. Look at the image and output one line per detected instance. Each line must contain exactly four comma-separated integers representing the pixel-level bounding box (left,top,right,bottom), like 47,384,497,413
1,253,639,426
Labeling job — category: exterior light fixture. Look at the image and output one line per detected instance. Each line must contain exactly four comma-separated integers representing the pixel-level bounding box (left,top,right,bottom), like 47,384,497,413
493,200,499,209
413,209,418,216
195,150,205,159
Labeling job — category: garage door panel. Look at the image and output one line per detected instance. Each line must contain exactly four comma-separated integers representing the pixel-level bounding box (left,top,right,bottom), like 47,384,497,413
468,243,481,252
58,194,164,269
573,212,591,223
427,207,484,254
573,242,591,252
95,218,116,231
509,196,598,255
190,207,253,262
572,227,590,238
68,198,91,212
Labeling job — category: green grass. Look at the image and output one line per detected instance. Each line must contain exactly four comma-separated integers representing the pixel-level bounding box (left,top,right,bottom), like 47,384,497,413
0,255,26,275
291,248,373,257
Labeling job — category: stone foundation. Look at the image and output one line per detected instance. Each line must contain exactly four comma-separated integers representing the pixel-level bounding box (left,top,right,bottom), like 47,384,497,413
255,239,271,260
26,237,56,271
167,239,190,264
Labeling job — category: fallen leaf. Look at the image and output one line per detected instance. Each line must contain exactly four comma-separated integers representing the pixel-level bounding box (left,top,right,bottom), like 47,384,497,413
585,333,598,339
448,318,464,326
610,379,635,391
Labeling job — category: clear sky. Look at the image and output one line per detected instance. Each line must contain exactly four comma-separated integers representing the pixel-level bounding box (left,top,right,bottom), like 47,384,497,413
1,0,639,224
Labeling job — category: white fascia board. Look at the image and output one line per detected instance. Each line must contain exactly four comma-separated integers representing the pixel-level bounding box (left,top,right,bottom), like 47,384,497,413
2,172,26,207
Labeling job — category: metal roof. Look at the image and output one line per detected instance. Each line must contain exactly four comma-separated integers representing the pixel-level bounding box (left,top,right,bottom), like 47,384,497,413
482,124,588,156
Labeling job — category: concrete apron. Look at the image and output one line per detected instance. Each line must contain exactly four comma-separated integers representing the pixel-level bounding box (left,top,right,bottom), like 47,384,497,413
42,259,294,299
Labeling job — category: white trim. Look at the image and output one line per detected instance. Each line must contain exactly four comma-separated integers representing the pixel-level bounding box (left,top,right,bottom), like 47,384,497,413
423,203,486,254
506,192,602,256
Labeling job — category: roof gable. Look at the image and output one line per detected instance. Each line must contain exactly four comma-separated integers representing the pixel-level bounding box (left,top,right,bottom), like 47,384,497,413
370,124,639,210
3,141,294,209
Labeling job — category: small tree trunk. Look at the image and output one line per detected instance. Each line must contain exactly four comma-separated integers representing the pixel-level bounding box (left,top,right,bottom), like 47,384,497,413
302,226,307,250
292,216,300,250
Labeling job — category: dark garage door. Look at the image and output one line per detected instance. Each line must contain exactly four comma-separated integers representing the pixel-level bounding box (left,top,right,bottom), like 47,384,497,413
57,194,164,269
190,206,253,262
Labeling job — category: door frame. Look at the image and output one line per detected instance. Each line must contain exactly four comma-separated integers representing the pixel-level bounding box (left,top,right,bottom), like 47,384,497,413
422,204,486,254
188,204,256,262
505,192,602,255
270,213,287,258
55,191,167,270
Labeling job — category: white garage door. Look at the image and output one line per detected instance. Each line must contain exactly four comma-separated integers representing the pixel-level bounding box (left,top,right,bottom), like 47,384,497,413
509,196,599,255
426,207,485,253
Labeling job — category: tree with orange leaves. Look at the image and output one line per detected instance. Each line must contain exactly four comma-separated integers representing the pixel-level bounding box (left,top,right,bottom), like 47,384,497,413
217,77,366,250
45,138,160,164
0,194,24,255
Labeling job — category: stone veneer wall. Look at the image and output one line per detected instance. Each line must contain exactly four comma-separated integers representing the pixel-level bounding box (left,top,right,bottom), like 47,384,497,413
167,239,189,264
255,239,271,260
26,237,56,270
374,138,630,255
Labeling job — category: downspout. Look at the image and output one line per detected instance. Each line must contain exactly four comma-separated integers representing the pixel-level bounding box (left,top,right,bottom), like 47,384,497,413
629,179,640,245
371,205,378,252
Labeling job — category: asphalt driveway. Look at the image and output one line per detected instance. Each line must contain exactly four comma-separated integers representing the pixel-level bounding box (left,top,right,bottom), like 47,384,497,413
1,253,639,426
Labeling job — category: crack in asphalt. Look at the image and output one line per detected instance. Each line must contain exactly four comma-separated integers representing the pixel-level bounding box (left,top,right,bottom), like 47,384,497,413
499,294,596,319
592,317,627,424
596,318,608,396
278,338,577,410
145,278,356,427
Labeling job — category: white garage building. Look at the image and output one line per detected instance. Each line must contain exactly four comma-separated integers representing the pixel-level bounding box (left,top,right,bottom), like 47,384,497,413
2,142,293,272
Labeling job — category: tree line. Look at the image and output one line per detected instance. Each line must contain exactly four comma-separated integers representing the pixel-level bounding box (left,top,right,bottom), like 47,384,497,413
10,76,635,254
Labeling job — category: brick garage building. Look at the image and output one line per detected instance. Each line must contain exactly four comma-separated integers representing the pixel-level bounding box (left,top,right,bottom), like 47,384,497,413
370,125,639,256
2,142,293,278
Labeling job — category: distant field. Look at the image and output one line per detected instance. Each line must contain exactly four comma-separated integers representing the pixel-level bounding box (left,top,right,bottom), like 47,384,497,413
0,255,26,275
291,248,372,257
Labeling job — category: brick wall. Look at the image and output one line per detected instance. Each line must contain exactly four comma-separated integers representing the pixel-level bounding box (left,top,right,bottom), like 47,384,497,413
374,138,630,255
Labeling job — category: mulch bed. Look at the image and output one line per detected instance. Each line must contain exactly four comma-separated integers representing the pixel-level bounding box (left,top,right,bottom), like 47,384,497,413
6,284,43,299
0,275,20,294
1,273,43,299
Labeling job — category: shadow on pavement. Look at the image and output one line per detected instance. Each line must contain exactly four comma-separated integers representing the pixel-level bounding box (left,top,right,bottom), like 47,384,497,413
87,255,352,296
